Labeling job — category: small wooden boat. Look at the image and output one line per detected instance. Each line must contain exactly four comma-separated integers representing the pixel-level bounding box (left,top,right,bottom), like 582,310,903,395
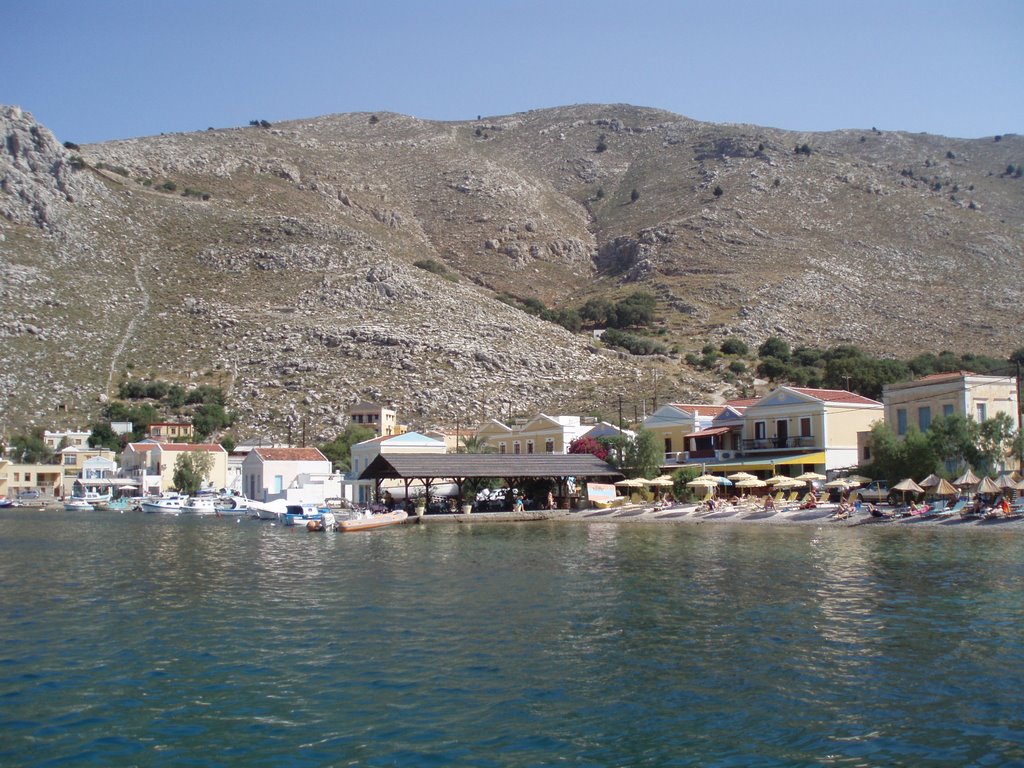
336,509,408,532
64,499,95,512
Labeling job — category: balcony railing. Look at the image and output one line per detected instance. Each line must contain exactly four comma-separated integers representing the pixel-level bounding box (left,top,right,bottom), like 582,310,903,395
741,436,816,451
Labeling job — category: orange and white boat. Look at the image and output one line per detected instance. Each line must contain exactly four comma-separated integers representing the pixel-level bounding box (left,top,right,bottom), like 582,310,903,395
336,509,408,532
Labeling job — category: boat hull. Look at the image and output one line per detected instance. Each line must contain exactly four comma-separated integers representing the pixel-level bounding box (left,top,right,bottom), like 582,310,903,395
337,510,408,532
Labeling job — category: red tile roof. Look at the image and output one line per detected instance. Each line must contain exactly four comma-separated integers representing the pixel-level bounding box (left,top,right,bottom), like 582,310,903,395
157,443,227,453
667,403,727,417
789,388,882,406
252,447,327,462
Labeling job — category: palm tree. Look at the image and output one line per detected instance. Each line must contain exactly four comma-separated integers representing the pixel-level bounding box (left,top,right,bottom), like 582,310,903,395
459,434,495,454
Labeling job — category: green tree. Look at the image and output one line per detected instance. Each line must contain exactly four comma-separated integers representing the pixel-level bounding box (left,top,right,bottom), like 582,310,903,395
88,422,122,452
319,424,376,472
758,336,791,362
8,432,51,464
619,428,662,479
927,414,981,471
172,451,215,494
459,434,495,454
977,413,1017,473
193,403,233,439
720,337,749,356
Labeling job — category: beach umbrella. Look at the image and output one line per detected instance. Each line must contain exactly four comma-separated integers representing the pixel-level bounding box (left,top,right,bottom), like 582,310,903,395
994,473,1018,490
642,476,675,487
795,472,827,482
735,478,767,489
615,478,646,488
716,476,734,486
932,478,959,497
824,479,851,488
694,473,723,483
953,468,980,486
764,475,791,485
727,471,757,481
686,478,718,487
774,478,806,489
975,476,1001,495
846,474,872,485
893,478,924,505
919,473,942,489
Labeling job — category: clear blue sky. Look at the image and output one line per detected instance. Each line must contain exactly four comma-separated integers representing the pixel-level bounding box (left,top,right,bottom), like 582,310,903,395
5,0,1022,144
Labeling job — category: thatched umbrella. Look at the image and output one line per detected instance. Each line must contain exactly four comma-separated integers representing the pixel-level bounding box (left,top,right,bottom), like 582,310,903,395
932,478,959,497
919,473,942,489
893,478,924,505
727,471,757,481
954,468,980,487
975,476,1001,496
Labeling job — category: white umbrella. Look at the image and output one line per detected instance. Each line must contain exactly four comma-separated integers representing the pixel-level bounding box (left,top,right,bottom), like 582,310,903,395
687,478,718,487
795,472,827,482
824,479,851,488
615,478,646,488
728,471,757,481
642,476,675,487
774,478,806,489
764,475,791,485
735,477,767,489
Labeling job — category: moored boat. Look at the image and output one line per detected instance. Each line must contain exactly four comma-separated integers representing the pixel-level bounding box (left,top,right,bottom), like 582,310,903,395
336,509,408,532
141,493,186,514
282,503,326,527
180,494,220,515
64,499,95,512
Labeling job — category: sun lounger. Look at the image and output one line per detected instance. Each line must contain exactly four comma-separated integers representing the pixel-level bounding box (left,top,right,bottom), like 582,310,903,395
934,499,966,518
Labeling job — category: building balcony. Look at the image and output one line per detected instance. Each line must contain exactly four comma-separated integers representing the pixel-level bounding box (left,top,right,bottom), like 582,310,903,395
741,436,817,451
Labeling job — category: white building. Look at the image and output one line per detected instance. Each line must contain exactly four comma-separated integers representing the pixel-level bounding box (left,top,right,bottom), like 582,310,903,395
349,431,447,505
241,447,338,505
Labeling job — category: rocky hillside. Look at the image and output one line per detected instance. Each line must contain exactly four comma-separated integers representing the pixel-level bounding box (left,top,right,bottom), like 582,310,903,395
2,104,1022,440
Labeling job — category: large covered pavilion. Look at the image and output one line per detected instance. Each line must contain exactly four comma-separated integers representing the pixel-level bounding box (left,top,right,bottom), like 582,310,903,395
357,453,623,509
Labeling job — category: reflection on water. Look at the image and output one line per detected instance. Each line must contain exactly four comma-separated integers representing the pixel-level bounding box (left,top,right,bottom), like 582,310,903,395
1,510,1023,766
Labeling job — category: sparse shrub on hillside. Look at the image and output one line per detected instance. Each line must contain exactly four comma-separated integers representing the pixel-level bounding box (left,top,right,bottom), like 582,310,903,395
601,328,667,356
946,151,956,159
475,127,482,137
729,360,747,374
159,181,177,192
994,135,1002,142
580,292,656,329
720,337,749,355
596,134,608,153
96,162,130,177
713,185,723,198
250,119,272,128
63,141,80,150
595,187,605,199
795,143,812,156
183,188,211,200
630,188,640,202
68,155,86,170
413,259,458,282
369,115,379,124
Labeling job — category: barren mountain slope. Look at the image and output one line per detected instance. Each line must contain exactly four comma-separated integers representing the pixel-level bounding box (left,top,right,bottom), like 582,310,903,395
2,104,1021,439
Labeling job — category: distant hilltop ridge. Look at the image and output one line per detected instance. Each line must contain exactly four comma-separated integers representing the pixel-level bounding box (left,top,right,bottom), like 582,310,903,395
1,103,1022,439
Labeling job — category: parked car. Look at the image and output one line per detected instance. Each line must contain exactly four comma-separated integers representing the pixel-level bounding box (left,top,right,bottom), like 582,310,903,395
857,480,899,506
17,489,40,500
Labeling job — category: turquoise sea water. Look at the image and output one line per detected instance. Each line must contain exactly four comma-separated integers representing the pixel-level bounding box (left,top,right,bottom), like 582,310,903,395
1,509,1023,767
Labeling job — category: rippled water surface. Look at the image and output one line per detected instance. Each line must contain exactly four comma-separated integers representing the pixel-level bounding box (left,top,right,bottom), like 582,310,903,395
2,510,1023,766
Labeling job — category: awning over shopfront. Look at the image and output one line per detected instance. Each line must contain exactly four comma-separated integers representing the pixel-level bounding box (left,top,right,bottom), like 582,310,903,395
683,426,731,439
702,452,826,473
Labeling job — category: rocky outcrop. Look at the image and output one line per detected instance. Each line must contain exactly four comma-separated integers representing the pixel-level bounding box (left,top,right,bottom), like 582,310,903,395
0,106,108,229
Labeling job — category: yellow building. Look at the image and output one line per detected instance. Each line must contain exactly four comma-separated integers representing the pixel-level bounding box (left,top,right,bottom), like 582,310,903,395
348,402,404,437
146,422,195,441
2,462,63,500
882,371,1020,436
475,414,594,455
643,403,726,463
731,386,884,473
121,442,228,494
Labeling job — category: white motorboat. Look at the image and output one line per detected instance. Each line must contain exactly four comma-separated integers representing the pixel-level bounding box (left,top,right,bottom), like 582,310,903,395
141,494,186,514
336,508,408,532
180,494,220,515
215,494,252,515
64,499,95,512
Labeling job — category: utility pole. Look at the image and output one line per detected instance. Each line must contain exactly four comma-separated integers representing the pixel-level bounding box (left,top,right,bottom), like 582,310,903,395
618,394,623,430
1017,360,1023,465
